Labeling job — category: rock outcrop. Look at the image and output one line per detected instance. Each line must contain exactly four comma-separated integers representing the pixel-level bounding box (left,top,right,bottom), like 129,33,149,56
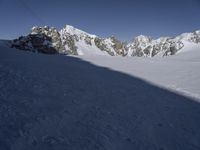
11,26,63,54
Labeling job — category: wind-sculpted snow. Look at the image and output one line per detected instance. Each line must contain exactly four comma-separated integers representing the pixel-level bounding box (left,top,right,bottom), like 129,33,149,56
11,25,200,57
0,46,200,150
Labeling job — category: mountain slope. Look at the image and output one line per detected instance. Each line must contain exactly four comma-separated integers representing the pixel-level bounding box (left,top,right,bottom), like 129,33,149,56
60,25,127,56
1,44,200,150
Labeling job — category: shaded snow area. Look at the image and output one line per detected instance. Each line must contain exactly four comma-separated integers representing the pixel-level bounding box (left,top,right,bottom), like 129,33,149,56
0,45,200,150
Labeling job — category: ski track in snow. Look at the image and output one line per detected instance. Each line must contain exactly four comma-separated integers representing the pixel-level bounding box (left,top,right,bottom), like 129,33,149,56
0,44,200,150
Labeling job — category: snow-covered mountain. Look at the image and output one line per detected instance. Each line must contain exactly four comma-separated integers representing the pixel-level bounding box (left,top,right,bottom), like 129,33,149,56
59,25,127,56
127,30,200,57
11,25,127,56
11,25,200,57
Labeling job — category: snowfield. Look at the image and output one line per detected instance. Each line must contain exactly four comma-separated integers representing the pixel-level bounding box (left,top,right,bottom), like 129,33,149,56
0,41,200,150
80,45,200,100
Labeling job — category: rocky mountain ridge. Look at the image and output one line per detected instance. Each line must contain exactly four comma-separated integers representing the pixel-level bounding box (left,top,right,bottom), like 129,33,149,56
11,25,200,57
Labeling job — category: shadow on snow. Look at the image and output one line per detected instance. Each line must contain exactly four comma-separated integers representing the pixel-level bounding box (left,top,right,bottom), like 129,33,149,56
0,50,200,150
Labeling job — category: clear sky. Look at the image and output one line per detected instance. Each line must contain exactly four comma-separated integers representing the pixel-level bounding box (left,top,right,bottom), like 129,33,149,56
0,0,200,41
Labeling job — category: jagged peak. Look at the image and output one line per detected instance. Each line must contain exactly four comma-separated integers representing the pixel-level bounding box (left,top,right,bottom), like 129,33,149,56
154,37,170,43
195,30,200,34
137,34,152,39
129,35,152,45
31,26,58,35
60,24,97,38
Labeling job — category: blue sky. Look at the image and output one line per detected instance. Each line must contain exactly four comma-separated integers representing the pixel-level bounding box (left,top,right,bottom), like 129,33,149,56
0,0,200,41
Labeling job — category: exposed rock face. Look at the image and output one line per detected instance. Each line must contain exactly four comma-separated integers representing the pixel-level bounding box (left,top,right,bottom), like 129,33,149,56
127,35,152,57
93,36,127,56
109,37,127,56
31,26,64,53
11,26,64,54
151,37,169,57
195,30,200,43
94,37,113,55
84,36,93,46
60,33,78,55
127,36,185,57
11,25,200,57
162,39,184,56
11,34,58,54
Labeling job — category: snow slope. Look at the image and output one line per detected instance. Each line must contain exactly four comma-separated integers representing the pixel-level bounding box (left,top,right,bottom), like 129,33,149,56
80,41,200,99
60,25,97,38
0,43,200,150
75,40,110,56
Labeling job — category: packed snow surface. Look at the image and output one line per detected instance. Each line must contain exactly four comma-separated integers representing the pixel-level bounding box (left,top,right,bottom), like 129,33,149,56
0,42,200,150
